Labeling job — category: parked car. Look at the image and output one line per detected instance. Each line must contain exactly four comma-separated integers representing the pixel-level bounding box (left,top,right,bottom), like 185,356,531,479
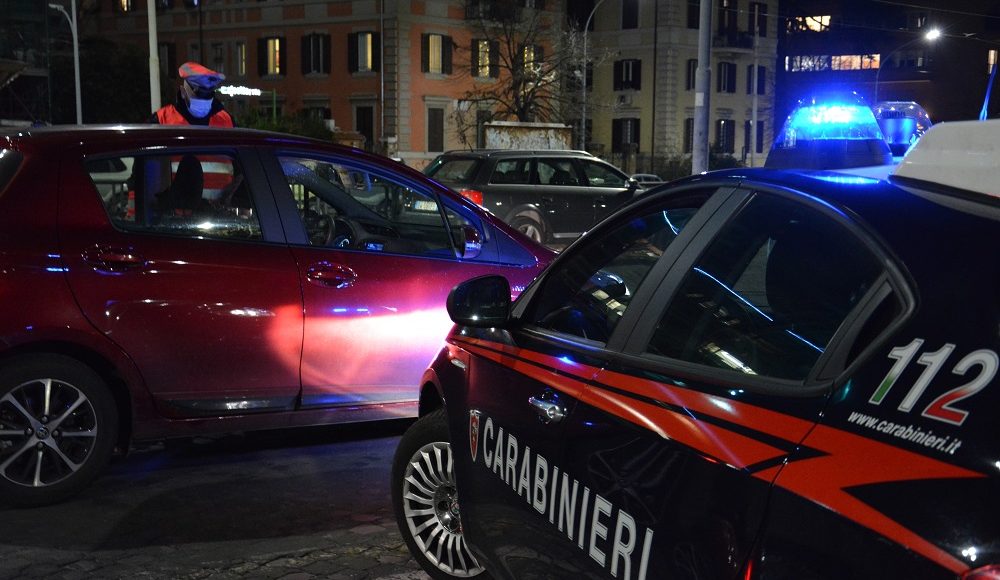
0,125,554,506
630,173,664,188
424,149,639,245
393,120,1000,580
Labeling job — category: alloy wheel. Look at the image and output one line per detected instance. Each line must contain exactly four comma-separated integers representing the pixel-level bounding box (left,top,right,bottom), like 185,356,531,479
401,440,485,577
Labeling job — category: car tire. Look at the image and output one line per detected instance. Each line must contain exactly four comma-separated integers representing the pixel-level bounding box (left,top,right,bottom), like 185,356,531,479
392,409,489,579
0,354,118,507
510,214,546,244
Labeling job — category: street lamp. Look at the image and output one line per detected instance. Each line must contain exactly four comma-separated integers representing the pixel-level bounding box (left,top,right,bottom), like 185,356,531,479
874,27,941,103
48,1,82,124
579,0,606,150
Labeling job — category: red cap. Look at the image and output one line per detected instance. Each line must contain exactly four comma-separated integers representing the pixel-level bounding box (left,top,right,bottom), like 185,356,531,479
178,61,225,89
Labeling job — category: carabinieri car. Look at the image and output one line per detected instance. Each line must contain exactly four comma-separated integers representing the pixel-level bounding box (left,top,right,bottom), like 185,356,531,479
392,119,1000,580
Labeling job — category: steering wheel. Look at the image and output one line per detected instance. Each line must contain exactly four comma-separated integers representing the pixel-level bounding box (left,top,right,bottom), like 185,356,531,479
303,210,336,246
331,217,359,248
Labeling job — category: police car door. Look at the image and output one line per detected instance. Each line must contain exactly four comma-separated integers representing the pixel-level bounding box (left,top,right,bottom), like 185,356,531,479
460,187,728,578
576,186,891,579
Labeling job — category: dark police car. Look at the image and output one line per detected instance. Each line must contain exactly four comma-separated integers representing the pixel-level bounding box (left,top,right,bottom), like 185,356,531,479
392,120,1000,580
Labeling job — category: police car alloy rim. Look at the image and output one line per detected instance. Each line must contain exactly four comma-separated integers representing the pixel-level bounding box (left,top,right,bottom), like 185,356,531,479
0,378,99,488
401,440,485,577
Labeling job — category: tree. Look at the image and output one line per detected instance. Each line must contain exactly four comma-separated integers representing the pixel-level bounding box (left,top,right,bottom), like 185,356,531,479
49,37,151,124
451,1,580,145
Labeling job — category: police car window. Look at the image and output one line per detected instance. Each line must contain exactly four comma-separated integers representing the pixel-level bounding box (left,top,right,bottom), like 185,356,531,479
645,192,882,380
278,155,458,257
525,204,702,343
86,152,261,241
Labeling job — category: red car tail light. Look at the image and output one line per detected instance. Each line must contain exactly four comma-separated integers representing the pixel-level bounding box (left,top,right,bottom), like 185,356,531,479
965,565,1000,580
459,189,484,206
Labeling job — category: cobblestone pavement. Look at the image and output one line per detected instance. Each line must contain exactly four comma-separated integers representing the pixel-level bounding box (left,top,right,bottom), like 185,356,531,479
0,420,430,580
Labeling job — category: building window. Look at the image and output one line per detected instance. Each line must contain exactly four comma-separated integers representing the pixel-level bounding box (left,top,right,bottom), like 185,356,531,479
428,107,445,152
235,42,246,77
118,0,134,12
521,0,546,8
158,43,176,78
211,43,225,75
473,39,499,78
612,118,640,154
787,15,830,33
989,49,998,75
356,105,375,151
687,0,699,28
746,64,765,95
717,61,736,93
717,0,737,37
520,44,543,74
257,37,285,76
749,2,767,37
907,12,927,30
302,33,330,75
614,59,642,90
744,119,764,156
348,32,380,73
686,59,697,90
422,34,453,75
716,119,735,153
622,0,638,29
683,117,694,153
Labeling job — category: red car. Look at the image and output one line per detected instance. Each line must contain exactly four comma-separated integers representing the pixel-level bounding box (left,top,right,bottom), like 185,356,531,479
0,125,553,506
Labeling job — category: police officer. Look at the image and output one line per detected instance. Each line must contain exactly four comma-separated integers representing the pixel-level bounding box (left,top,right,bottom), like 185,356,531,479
151,61,235,127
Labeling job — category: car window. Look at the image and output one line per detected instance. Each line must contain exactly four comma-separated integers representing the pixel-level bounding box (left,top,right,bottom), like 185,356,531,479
425,157,480,182
86,152,261,241
279,155,468,258
537,158,579,186
645,192,883,380
490,158,532,184
581,159,627,188
524,203,703,343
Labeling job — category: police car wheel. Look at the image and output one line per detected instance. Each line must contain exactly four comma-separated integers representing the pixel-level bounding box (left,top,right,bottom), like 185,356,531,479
392,409,489,579
0,354,118,507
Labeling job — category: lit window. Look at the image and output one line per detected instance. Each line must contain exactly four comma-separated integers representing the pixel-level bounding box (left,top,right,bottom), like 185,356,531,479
356,32,375,72
989,49,997,75
119,0,134,11
788,15,830,33
235,42,246,77
422,34,452,75
474,39,497,78
267,38,281,75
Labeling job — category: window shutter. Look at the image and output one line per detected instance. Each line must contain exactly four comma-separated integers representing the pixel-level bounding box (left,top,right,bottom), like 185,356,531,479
471,40,480,75
633,60,642,90
257,38,267,76
612,118,623,153
613,60,623,90
302,35,311,75
372,33,381,72
746,64,753,94
443,37,453,74
278,38,287,76
322,34,331,74
489,41,500,77
347,33,358,73
727,62,736,93
536,44,544,66
421,34,430,73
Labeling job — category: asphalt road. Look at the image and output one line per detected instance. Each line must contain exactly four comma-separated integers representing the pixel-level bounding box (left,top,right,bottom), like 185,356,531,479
0,419,429,580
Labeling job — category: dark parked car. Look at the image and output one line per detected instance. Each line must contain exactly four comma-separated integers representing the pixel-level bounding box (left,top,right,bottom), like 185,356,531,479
393,120,1000,580
0,125,554,506
424,149,639,245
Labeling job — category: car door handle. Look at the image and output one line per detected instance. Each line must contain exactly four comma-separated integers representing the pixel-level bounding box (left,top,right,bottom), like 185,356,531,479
82,246,146,272
305,262,357,288
529,396,566,424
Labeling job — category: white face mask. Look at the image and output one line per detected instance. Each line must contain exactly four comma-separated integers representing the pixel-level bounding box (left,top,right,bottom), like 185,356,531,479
187,97,213,118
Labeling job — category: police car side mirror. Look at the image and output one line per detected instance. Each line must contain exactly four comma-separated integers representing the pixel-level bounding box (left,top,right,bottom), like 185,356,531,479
447,275,511,328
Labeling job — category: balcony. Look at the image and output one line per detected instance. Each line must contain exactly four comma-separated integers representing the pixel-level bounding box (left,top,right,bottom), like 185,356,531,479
713,31,755,55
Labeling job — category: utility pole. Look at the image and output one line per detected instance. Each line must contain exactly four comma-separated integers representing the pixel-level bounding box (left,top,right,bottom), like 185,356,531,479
48,1,81,124
750,3,760,166
692,0,712,174
147,0,161,112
